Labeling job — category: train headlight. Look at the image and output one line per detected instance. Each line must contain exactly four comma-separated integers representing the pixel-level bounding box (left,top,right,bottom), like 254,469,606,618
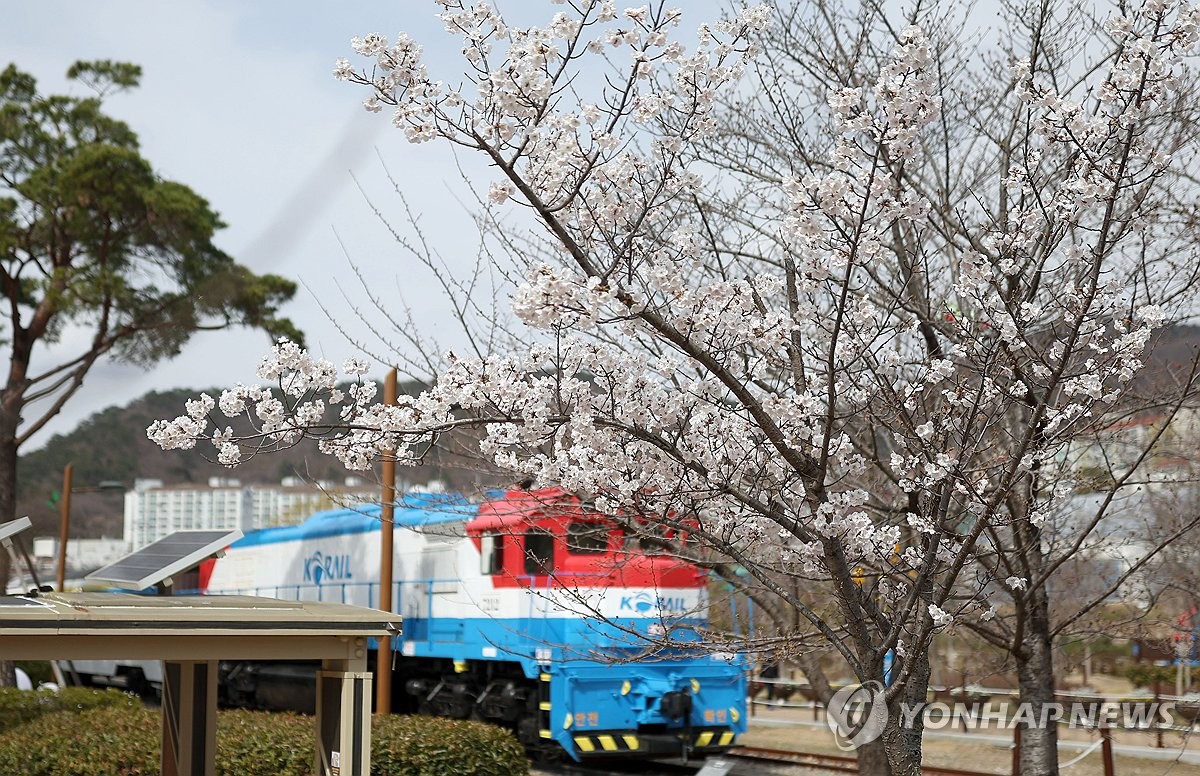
690,678,701,693
621,680,631,695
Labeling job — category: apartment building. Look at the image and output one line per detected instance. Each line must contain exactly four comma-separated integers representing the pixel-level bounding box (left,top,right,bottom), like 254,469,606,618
123,476,380,549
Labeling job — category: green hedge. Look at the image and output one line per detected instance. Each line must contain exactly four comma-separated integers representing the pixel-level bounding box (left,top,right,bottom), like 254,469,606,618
0,704,157,775
373,714,529,776
1124,663,1177,690
0,687,138,733
218,708,313,775
0,704,529,776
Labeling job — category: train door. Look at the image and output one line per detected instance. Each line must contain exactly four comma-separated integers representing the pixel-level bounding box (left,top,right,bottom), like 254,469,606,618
401,579,428,643
424,548,463,643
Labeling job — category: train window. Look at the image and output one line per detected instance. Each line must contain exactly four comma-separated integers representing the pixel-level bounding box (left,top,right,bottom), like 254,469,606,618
566,522,608,554
524,532,555,575
624,531,664,553
480,534,505,575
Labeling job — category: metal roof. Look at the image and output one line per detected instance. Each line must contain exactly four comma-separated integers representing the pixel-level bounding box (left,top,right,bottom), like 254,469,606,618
0,592,400,639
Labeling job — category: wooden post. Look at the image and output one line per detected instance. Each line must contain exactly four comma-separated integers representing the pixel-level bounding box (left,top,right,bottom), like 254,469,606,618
1101,723,1115,776
375,369,398,715
1012,723,1021,776
960,671,969,733
1154,683,1163,749
56,463,73,591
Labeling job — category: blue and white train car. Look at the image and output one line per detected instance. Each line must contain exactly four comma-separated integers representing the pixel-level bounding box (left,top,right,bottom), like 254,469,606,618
202,488,746,760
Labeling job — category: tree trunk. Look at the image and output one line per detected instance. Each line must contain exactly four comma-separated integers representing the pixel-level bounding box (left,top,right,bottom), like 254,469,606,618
1016,583,1060,776
887,649,930,776
0,398,21,686
856,693,926,776
0,400,17,592
801,654,921,775
854,735,892,775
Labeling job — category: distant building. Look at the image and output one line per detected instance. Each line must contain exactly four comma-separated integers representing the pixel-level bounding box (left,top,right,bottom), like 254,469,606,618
1049,401,1200,608
29,536,129,581
123,476,381,549
1066,405,1198,485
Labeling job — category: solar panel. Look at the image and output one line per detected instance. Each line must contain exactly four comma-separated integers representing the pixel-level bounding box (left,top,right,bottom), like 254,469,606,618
0,516,32,544
86,529,243,590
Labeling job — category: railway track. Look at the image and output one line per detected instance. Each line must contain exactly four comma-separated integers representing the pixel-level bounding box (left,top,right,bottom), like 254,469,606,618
727,746,1002,775
533,756,699,776
535,746,1004,776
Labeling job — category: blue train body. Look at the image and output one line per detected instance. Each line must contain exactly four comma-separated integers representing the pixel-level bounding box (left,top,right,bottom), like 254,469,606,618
203,489,747,760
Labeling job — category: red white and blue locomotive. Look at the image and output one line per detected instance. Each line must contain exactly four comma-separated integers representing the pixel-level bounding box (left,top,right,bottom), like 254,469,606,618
200,487,746,760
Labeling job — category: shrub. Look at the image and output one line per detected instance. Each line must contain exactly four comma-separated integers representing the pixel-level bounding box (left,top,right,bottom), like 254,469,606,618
0,704,159,775
0,686,138,733
372,715,529,776
1124,663,1175,690
216,708,313,775
0,704,529,776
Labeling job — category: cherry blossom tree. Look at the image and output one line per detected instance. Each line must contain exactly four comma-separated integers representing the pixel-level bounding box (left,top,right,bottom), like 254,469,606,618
150,1,1200,773
697,4,1200,771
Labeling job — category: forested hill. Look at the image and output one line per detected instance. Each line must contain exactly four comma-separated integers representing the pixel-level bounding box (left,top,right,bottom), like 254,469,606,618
13,325,1199,541
15,386,501,541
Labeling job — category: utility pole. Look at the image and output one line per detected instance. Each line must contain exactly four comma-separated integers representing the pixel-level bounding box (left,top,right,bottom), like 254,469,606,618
376,369,398,714
54,466,124,591
56,463,74,591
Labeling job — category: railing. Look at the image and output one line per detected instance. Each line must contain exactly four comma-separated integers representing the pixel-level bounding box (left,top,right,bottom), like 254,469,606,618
210,571,696,655
746,678,1200,775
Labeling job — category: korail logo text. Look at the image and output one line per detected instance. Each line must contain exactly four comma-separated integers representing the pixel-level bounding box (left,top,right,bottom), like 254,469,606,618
303,550,353,586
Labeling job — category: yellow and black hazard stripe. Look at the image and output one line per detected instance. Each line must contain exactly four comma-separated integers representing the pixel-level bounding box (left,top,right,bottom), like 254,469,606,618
571,728,737,754
572,732,643,753
537,673,553,741
692,729,737,748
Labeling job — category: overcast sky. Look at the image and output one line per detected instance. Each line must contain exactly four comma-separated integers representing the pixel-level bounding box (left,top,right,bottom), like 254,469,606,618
4,1,528,449
5,0,960,451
